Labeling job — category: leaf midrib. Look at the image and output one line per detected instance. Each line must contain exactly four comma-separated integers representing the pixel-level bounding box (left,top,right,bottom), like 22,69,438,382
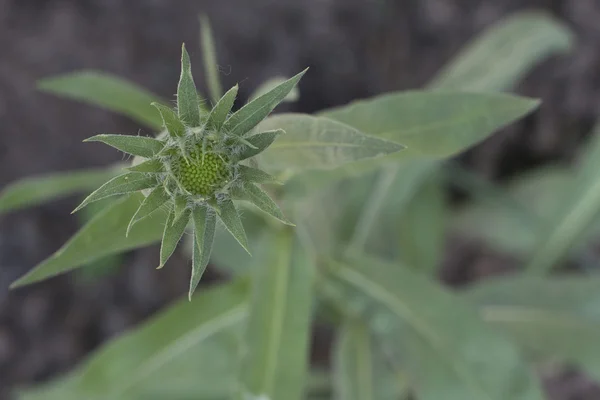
479,305,600,329
528,175,600,273
356,325,374,400
114,306,246,397
261,243,292,395
270,141,395,150
380,102,532,142
336,267,495,400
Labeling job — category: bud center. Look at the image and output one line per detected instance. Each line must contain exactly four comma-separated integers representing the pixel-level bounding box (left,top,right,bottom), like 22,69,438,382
170,149,231,197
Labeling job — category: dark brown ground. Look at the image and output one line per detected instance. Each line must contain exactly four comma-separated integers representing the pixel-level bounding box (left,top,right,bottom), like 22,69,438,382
1,0,600,399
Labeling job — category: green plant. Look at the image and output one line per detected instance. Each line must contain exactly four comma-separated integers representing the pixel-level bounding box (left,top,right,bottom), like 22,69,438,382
3,10,597,400
72,44,307,298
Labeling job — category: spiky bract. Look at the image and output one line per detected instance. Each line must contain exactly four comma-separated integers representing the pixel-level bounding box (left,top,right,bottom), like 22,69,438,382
75,43,306,299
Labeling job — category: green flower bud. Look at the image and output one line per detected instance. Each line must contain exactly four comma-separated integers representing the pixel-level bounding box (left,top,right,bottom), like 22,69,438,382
75,43,306,299
169,146,232,197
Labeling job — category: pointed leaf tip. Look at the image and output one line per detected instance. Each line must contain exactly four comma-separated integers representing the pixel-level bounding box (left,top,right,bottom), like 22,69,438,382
159,208,191,268
206,84,239,132
84,134,165,158
236,129,285,161
216,199,250,255
234,184,293,226
37,70,166,129
200,15,224,104
72,172,157,213
152,102,185,138
223,69,307,137
177,42,201,127
238,165,282,185
126,186,169,237
189,207,217,298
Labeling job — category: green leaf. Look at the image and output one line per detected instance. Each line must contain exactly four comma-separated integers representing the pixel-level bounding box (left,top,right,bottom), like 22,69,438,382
190,207,217,299
250,76,300,103
206,85,239,132
239,229,315,400
451,165,567,255
293,186,345,256
152,103,185,138
257,114,404,172
430,11,573,91
210,211,266,275
0,166,121,215
321,91,539,158
159,208,191,269
334,321,407,400
237,165,281,185
11,193,166,288
345,162,434,255
296,11,570,196
216,198,250,254
173,194,188,223
126,186,169,236
37,71,166,129
465,275,600,381
200,14,223,104
396,173,446,273
236,129,284,161
526,123,600,273
223,69,307,137
72,172,157,213
234,183,293,226
84,134,165,158
126,158,165,173
178,43,201,127
18,280,249,400
323,255,545,400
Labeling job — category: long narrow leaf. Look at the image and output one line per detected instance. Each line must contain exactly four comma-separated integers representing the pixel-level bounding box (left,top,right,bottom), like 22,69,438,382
346,162,433,254
18,280,249,400
200,14,223,104
396,173,446,273
451,166,568,255
126,158,165,173
152,103,185,138
323,255,545,400
257,114,404,172
430,11,573,91
11,193,166,288
216,198,249,254
223,69,307,137
527,123,600,273
237,165,281,185
206,85,238,132
334,321,407,400
239,229,315,400
236,129,284,161
178,44,201,126
84,134,164,158
126,186,170,236
37,71,166,129
465,275,600,381
73,173,157,213
321,91,539,157
190,207,217,299
251,76,300,103
234,184,293,225
159,208,191,268
0,166,121,215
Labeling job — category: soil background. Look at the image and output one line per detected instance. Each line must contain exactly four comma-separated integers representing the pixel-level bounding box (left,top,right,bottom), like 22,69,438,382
1,0,600,399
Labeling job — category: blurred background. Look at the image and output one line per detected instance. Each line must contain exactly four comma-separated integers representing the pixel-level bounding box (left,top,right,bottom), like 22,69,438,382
1,0,600,399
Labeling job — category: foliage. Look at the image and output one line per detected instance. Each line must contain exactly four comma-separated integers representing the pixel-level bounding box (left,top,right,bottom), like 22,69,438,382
3,10,596,400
